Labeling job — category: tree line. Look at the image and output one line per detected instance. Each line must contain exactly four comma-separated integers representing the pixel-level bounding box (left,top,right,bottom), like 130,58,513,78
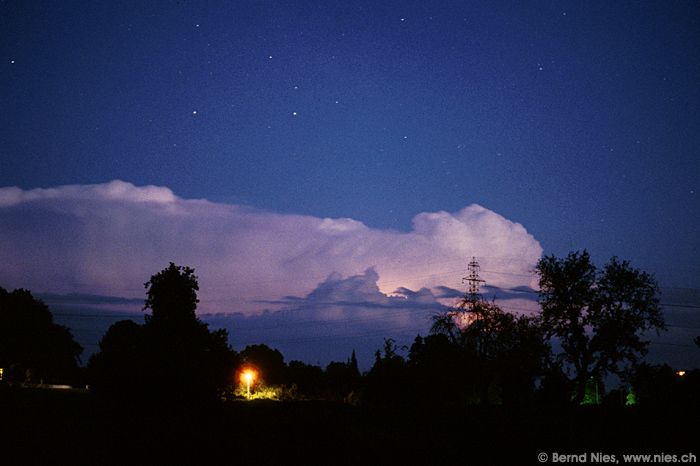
1,252,698,408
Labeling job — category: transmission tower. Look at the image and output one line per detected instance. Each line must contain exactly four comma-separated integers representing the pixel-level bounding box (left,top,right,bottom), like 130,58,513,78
460,256,485,310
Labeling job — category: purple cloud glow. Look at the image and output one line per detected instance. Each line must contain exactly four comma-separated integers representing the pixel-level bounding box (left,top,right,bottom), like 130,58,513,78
0,180,542,314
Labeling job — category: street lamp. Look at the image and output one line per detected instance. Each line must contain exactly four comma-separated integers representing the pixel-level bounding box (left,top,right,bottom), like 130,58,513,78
240,369,257,399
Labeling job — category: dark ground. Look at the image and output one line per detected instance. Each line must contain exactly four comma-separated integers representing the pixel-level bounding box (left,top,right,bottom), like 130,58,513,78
1,386,697,466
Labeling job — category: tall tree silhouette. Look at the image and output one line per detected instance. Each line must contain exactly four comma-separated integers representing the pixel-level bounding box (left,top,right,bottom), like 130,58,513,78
144,262,199,324
536,251,664,404
89,263,237,403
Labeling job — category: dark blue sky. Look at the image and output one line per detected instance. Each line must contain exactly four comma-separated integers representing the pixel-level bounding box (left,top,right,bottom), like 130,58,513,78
1,0,699,289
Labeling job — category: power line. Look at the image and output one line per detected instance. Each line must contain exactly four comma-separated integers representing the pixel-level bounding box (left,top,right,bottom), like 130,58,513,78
660,303,700,309
649,341,698,349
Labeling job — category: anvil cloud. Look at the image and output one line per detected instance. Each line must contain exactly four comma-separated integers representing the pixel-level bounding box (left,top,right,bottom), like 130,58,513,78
0,180,542,313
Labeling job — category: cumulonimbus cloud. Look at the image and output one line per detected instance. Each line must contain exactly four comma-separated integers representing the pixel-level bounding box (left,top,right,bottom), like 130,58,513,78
0,180,543,313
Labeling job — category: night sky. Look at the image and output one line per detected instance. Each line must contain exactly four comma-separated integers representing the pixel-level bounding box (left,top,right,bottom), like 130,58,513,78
1,1,698,367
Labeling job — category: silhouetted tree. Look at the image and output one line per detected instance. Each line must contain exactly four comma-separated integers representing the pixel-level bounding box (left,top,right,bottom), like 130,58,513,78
536,251,664,404
89,264,237,403
325,351,361,399
144,262,198,324
285,360,325,398
240,344,286,385
431,301,549,404
87,320,144,399
364,338,410,406
349,350,359,377
0,287,82,384
495,313,551,405
408,333,479,406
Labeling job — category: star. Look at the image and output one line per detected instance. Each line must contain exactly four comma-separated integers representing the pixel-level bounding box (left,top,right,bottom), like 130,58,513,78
268,55,273,59
292,112,297,116
400,18,406,22
192,110,198,115
10,60,15,64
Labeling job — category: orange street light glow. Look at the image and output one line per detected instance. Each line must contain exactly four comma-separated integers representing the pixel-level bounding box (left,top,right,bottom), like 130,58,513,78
676,370,686,377
240,369,257,385
240,368,257,399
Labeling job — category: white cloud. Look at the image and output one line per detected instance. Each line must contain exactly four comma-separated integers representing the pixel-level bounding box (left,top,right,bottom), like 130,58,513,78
0,179,177,207
0,180,543,313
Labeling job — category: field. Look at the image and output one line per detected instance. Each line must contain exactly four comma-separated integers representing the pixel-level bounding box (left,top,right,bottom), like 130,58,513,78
2,386,697,465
